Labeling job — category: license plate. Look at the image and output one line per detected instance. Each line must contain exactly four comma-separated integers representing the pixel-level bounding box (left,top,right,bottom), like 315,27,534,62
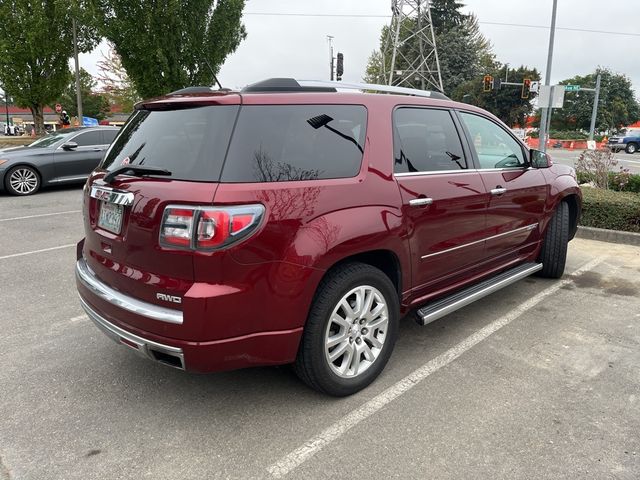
98,201,123,234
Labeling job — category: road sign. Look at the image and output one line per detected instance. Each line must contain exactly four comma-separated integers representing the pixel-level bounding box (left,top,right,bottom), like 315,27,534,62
55,103,62,113
539,85,565,108
530,81,540,93
564,85,580,92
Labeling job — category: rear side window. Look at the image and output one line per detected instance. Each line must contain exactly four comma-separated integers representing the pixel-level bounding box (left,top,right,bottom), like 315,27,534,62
102,129,118,145
101,106,239,181
221,105,367,182
393,108,467,173
73,131,103,147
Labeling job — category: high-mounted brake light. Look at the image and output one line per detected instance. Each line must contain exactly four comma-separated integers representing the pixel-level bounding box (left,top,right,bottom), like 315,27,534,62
160,204,265,251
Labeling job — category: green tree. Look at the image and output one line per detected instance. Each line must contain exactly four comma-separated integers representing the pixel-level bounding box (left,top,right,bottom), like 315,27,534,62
552,68,640,133
55,68,110,121
95,0,246,98
0,0,99,133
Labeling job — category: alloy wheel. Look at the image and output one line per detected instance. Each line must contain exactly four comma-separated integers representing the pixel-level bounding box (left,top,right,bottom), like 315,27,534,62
323,285,389,378
9,168,39,194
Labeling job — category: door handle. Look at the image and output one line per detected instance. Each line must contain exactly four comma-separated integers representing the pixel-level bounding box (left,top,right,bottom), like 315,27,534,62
490,187,507,195
92,148,103,152
409,197,433,207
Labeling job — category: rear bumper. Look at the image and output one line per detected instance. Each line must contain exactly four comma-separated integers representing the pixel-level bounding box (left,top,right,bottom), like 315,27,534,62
76,257,304,373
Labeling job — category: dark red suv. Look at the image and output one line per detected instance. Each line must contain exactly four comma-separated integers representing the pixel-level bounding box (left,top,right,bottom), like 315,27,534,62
76,78,581,396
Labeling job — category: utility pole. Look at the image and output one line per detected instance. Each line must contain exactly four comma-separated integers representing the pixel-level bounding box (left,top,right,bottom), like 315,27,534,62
504,63,509,83
383,0,443,92
327,35,334,81
538,0,558,153
73,18,83,125
588,74,602,141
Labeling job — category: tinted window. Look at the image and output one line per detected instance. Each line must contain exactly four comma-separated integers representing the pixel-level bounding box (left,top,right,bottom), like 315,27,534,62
73,131,103,147
102,129,118,145
459,112,525,169
102,106,239,181
394,108,466,173
28,129,78,148
221,105,367,182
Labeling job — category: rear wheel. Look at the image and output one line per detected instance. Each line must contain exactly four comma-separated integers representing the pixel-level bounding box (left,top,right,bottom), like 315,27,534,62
537,201,569,279
625,142,638,154
294,262,399,396
5,165,41,195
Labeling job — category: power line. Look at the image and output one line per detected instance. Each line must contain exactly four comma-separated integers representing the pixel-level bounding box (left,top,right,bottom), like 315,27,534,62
243,12,640,38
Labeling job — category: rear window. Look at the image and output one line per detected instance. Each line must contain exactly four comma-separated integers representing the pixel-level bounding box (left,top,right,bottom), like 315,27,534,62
101,106,239,181
221,105,367,182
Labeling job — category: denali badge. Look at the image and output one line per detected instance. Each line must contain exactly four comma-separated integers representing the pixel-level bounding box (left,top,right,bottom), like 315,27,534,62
156,293,182,304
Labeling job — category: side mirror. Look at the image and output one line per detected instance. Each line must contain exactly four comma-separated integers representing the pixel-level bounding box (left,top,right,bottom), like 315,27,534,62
530,149,552,168
62,141,78,150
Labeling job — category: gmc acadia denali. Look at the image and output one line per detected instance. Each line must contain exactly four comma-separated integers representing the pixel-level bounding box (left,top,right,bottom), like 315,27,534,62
76,78,581,396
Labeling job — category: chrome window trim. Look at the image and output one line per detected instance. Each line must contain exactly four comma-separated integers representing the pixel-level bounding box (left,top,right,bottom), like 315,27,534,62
394,169,476,177
90,185,134,206
76,258,183,325
421,224,538,260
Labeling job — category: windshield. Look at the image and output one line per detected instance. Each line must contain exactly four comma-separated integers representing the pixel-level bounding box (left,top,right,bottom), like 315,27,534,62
28,129,78,148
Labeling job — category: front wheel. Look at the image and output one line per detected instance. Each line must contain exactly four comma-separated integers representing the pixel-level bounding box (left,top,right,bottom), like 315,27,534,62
5,165,41,195
294,263,399,396
537,201,569,278
625,143,638,154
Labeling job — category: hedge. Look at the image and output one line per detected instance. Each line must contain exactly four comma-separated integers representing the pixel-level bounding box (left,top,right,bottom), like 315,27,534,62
577,171,640,194
580,187,640,233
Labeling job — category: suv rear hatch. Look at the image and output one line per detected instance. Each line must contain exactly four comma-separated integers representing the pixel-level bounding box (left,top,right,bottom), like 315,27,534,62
81,95,240,339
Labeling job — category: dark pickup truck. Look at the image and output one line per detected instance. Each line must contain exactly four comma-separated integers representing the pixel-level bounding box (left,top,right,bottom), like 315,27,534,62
608,129,640,154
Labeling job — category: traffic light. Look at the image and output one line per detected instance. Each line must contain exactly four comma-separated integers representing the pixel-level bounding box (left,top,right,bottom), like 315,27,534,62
483,75,493,92
336,53,344,81
521,78,531,99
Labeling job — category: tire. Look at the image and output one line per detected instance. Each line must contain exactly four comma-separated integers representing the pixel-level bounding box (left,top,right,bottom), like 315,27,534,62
5,165,41,195
625,143,638,154
294,262,399,396
537,201,569,279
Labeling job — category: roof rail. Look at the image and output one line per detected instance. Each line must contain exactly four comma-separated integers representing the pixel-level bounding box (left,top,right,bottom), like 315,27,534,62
298,80,449,100
242,78,337,93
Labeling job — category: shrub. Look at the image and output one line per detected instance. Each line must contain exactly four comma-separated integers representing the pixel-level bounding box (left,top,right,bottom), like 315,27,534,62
574,149,618,189
576,170,640,194
580,187,640,233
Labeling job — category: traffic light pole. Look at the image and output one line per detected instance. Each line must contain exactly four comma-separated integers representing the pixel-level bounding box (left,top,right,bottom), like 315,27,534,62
588,74,602,141
538,0,558,153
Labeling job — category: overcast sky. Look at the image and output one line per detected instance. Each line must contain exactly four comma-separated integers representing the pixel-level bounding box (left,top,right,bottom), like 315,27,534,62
80,0,639,97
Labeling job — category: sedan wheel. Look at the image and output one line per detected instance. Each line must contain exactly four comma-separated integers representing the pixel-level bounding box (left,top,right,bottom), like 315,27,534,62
6,166,41,195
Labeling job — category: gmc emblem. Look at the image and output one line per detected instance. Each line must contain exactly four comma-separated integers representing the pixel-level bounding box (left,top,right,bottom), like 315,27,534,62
156,293,182,304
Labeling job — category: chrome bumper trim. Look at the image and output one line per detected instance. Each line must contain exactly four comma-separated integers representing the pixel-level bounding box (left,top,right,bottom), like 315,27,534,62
76,258,183,325
79,295,185,370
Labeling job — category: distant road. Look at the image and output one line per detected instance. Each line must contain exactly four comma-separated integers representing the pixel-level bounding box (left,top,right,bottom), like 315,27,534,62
547,148,640,175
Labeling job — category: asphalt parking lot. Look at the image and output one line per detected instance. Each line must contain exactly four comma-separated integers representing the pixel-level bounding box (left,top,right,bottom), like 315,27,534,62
1,186,639,480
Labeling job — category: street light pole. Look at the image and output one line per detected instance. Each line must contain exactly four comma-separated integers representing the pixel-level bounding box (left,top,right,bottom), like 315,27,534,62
588,74,602,141
73,18,83,125
3,89,9,129
327,35,334,81
538,0,558,153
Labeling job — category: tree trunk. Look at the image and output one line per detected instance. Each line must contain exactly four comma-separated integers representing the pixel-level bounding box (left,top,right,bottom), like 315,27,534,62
29,104,45,135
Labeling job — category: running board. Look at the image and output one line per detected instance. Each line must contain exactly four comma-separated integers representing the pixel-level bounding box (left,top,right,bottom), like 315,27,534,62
416,262,543,326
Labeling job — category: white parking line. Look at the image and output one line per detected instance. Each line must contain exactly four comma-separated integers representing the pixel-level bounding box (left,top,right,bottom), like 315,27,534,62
0,243,76,261
0,210,81,222
266,256,607,479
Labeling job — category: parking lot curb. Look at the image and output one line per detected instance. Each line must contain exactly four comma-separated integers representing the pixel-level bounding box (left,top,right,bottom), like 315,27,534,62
576,226,640,246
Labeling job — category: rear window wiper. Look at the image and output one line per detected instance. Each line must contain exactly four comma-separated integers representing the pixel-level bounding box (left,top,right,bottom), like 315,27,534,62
103,165,172,183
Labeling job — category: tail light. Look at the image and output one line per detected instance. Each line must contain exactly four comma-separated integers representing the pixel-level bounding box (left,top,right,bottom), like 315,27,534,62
160,204,265,251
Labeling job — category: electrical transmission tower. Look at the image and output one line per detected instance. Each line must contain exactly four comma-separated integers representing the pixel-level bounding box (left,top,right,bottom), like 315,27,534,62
382,0,444,93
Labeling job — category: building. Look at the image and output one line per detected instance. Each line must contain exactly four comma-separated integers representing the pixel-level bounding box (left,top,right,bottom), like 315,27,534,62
2,105,131,132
